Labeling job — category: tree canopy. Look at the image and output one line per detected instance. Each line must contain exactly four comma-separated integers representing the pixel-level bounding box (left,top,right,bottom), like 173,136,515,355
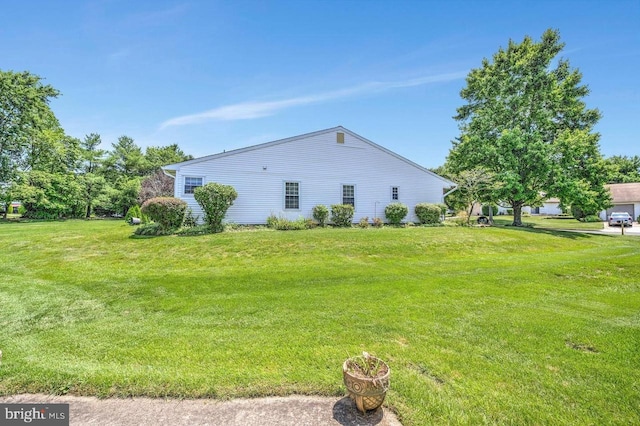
447,29,610,225
0,70,60,217
1,69,193,219
604,155,640,183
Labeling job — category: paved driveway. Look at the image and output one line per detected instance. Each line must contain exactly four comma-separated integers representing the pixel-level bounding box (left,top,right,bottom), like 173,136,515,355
600,222,640,235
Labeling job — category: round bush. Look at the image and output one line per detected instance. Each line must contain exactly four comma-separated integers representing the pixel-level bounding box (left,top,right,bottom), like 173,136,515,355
385,202,408,225
141,197,187,231
331,204,354,227
415,203,442,224
194,183,238,233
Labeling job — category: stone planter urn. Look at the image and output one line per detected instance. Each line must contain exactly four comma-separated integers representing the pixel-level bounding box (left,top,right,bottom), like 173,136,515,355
342,352,390,413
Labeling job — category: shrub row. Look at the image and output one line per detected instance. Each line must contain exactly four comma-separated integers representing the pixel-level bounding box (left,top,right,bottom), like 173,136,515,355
266,215,313,230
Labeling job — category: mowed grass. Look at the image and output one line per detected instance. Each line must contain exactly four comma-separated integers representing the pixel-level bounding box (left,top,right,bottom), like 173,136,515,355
0,220,639,425
491,214,605,230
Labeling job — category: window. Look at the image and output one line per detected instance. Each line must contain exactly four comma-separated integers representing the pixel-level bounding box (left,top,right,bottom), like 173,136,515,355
284,182,299,209
391,186,399,201
342,184,355,207
337,132,345,144
184,177,203,194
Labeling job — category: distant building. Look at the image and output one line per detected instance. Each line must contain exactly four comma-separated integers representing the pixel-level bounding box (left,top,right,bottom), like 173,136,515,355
600,182,640,220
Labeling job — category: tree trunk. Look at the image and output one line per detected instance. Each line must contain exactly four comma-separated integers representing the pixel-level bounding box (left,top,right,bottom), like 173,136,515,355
512,203,523,226
86,203,92,219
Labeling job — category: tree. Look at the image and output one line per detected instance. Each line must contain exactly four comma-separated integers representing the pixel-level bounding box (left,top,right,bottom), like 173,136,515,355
143,144,192,175
0,70,59,218
79,133,106,217
447,29,606,226
604,155,640,183
103,136,147,182
452,168,497,225
138,169,174,204
14,170,84,219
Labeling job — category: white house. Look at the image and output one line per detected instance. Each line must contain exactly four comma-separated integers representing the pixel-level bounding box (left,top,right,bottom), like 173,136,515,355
162,126,455,224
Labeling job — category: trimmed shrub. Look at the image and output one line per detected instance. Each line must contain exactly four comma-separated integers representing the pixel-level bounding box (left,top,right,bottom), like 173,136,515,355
415,203,442,224
133,222,163,236
176,224,211,236
194,183,238,233
583,214,601,223
506,209,514,215
331,204,354,227
312,205,329,227
372,217,384,228
141,197,187,231
385,202,408,225
481,204,499,216
358,217,369,228
266,214,310,230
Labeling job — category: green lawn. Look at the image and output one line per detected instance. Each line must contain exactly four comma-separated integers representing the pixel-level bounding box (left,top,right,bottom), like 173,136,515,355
1,220,638,425
491,214,605,230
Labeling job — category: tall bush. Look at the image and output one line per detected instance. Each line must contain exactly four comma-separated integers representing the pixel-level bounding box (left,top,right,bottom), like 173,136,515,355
141,197,187,232
331,204,354,227
385,202,408,225
415,203,442,224
312,205,329,227
194,183,238,233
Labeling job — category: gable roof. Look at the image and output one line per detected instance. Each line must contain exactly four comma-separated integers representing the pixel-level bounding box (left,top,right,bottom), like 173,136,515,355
606,182,640,203
162,126,456,186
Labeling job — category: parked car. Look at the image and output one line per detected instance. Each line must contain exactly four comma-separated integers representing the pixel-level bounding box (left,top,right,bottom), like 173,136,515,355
608,212,633,227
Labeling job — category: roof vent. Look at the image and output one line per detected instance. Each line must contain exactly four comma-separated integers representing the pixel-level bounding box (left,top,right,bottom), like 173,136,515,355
337,132,345,144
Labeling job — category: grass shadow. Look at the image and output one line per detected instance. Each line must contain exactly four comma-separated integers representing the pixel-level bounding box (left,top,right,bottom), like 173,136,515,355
492,224,610,240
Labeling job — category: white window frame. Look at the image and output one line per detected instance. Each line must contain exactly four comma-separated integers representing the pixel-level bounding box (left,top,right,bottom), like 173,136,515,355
391,186,399,201
183,176,204,196
342,184,356,209
284,181,300,210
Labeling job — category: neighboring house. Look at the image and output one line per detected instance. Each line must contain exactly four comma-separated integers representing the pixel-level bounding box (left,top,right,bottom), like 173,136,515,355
599,182,640,220
492,198,563,216
529,198,563,215
162,126,455,224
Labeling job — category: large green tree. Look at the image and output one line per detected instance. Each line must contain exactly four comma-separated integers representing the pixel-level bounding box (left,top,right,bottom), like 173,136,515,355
0,70,59,218
604,155,640,183
447,29,609,226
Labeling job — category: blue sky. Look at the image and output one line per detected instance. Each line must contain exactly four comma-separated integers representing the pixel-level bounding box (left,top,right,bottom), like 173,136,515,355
2,0,638,168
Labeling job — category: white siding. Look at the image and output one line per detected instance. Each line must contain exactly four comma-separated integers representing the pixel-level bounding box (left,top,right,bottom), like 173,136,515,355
170,128,451,224
539,202,563,215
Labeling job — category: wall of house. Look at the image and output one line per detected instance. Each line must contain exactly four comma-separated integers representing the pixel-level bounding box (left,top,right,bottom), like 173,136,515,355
539,202,563,215
172,130,448,224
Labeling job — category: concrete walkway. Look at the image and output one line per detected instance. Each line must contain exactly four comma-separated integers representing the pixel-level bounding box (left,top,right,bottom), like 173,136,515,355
0,394,402,426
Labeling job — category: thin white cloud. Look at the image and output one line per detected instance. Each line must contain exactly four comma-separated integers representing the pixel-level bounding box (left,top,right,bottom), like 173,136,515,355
159,71,466,129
